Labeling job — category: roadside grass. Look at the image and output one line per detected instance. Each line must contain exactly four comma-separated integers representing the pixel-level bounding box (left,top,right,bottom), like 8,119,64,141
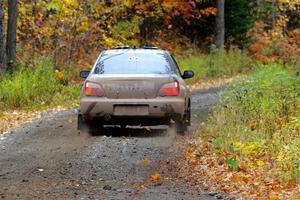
177,48,256,84
199,65,300,183
0,57,80,112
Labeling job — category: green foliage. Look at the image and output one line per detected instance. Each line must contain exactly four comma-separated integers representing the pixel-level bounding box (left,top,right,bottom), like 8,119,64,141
177,48,255,84
111,18,141,46
226,158,238,171
221,65,299,137
225,0,256,48
212,138,222,148
202,65,300,181
0,57,79,111
196,112,207,122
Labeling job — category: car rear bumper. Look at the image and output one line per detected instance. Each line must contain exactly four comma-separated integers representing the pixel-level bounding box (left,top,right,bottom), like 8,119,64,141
80,97,186,121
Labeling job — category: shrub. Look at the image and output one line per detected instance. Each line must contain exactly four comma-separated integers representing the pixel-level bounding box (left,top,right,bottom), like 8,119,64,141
0,57,80,111
177,48,255,84
202,65,300,181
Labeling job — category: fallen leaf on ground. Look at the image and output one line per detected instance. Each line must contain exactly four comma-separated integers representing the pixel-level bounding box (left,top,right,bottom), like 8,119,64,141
139,183,147,189
141,158,150,165
268,194,279,200
180,139,300,199
150,173,161,183
0,106,73,135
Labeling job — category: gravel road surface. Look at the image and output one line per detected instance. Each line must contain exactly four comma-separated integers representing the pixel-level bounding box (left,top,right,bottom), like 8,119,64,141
0,88,222,200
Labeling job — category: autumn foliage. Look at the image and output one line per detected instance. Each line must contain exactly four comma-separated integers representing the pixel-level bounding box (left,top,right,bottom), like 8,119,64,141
184,66,300,199
0,1,300,198
1,0,298,75
248,0,300,66
14,0,218,72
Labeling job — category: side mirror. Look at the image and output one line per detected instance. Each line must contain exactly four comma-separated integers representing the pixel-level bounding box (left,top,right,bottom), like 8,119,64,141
182,70,194,79
80,70,90,79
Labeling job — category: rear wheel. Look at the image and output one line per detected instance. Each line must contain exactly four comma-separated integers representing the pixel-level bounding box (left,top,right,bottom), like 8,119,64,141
77,114,103,134
175,121,188,135
174,102,191,135
186,103,191,126
77,114,86,131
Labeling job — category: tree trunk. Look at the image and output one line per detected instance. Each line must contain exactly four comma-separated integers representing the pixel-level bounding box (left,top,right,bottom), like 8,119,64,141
7,0,18,67
272,0,276,27
216,0,225,49
0,0,6,72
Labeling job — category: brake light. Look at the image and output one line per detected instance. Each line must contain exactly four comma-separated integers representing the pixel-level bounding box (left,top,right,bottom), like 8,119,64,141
84,81,104,97
159,81,180,96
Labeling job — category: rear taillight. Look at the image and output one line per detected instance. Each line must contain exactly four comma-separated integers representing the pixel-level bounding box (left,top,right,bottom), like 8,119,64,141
84,81,104,97
159,81,180,96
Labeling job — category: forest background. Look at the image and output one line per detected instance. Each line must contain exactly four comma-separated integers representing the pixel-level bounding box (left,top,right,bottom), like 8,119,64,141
0,1,300,198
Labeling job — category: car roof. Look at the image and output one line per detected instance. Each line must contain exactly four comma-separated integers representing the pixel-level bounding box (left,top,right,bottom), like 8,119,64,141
102,48,168,55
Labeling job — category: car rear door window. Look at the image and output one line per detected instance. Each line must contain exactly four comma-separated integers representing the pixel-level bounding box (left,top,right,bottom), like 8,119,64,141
94,53,172,75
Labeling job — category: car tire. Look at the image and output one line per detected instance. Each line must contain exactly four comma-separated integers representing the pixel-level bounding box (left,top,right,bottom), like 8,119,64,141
174,102,191,135
77,114,86,131
77,114,103,135
185,103,191,126
175,121,188,135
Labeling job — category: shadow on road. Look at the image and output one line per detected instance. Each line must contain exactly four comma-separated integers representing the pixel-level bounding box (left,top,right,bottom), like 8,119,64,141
88,126,169,138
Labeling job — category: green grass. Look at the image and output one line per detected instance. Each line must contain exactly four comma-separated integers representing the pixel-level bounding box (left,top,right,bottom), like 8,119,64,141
177,48,256,84
0,57,80,111
201,65,300,182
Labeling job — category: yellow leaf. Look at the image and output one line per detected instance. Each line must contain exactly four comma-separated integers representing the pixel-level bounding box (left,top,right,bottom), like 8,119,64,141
55,70,65,80
256,160,265,167
268,194,279,200
150,173,161,183
141,158,150,165
231,174,242,183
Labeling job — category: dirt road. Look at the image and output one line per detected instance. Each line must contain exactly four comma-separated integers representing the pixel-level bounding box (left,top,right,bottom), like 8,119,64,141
0,88,222,200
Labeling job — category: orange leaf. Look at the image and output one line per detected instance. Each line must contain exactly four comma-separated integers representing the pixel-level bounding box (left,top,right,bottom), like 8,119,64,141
141,158,150,165
150,173,161,183
231,174,242,183
268,194,279,200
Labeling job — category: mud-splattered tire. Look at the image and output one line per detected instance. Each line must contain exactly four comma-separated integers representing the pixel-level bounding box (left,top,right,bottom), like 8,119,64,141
77,114,103,135
185,103,191,126
175,103,191,135
77,114,90,132
175,121,188,135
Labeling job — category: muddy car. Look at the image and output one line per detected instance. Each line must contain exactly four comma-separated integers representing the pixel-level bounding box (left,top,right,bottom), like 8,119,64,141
78,46,194,133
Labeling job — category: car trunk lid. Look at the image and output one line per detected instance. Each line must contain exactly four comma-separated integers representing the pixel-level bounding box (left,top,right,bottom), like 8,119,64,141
90,75,172,99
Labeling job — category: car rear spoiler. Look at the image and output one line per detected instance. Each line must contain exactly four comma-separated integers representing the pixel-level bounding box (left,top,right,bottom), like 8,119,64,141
113,45,159,50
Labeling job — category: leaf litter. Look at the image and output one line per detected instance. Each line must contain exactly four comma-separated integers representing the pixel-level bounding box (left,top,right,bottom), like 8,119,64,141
179,137,300,199
0,106,72,135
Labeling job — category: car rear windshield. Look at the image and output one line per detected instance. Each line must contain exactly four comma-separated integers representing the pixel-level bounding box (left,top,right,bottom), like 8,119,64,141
94,52,172,75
